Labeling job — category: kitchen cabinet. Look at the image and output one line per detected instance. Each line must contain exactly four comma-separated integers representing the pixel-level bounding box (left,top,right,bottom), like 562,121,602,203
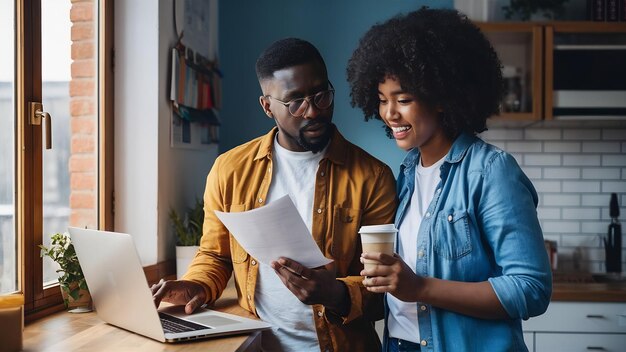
523,332,534,351
477,22,626,122
522,301,626,352
535,333,624,351
477,22,543,122
543,22,626,121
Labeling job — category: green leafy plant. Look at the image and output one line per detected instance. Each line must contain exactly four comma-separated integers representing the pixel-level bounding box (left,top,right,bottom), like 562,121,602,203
169,198,204,246
39,233,88,307
503,0,569,20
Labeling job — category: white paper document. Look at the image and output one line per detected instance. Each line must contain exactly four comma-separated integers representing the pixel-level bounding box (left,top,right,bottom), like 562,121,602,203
214,195,333,268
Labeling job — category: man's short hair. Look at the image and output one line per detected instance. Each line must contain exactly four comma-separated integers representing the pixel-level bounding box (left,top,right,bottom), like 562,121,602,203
255,38,327,81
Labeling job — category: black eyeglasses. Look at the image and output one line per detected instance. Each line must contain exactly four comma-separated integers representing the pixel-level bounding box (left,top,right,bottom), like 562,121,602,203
265,82,334,118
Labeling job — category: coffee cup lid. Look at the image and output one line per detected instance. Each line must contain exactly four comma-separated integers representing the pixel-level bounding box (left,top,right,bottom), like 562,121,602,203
358,224,397,234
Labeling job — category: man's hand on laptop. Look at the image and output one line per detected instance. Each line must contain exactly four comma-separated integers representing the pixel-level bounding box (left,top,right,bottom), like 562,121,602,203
151,279,207,314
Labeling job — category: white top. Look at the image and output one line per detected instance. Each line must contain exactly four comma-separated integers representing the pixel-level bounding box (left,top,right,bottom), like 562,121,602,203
387,155,445,343
254,135,327,352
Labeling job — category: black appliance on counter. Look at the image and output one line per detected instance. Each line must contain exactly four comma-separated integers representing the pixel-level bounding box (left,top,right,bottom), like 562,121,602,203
605,193,622,273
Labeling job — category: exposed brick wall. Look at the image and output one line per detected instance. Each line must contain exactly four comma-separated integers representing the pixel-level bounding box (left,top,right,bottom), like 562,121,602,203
480,125,626,273
69,0,97,229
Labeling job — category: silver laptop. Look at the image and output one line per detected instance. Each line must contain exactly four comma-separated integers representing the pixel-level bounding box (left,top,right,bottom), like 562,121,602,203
68,227,271,343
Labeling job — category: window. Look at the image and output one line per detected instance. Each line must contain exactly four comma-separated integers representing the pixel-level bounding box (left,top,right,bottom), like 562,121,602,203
2,0,112,316
0,0,16,296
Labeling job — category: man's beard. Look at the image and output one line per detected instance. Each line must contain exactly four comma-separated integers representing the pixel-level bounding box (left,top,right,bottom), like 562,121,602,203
297,122,332,154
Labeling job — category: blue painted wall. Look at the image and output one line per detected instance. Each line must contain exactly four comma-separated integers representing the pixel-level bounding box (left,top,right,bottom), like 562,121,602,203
218,1,453,176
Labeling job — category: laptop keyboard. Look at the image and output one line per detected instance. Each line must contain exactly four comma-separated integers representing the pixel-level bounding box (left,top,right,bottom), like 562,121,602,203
159,312,212,333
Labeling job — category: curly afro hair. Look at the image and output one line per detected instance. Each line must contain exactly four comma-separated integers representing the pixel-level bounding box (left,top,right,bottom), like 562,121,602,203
347,7,503,138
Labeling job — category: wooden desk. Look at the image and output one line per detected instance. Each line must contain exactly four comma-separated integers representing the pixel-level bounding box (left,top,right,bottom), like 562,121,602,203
23,284,261,352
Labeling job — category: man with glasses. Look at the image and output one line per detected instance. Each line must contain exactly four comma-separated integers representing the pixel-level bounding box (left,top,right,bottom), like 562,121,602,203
152,38,397,351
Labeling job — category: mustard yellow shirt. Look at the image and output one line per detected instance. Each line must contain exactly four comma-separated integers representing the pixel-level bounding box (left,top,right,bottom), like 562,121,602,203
183,126,397,352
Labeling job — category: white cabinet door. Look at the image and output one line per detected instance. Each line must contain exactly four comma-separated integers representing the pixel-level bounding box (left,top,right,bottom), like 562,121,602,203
523,332,534,352
535,333,626,352
523,302,626,333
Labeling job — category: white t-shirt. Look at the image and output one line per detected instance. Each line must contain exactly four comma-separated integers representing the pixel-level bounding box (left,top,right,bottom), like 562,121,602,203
254,135,327,352
387,155,445,343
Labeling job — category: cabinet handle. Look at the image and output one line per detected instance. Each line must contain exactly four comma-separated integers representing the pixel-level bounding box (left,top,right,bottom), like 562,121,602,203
585,315,604,318
586,347,606,351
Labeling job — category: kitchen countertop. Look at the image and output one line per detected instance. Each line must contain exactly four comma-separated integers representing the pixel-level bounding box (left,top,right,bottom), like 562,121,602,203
552,272,626,302
553,282,626,302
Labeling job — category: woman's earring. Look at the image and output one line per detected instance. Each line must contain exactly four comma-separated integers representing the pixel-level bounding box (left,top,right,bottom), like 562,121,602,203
266,111,273,118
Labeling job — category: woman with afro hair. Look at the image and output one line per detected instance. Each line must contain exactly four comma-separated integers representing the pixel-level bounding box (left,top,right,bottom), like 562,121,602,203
347,8,551,352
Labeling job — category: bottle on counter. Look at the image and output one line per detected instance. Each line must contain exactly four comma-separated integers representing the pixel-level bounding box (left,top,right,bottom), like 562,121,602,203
605,193,622,273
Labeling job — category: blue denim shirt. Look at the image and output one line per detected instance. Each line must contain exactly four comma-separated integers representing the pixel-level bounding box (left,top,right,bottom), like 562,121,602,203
383,133,552,352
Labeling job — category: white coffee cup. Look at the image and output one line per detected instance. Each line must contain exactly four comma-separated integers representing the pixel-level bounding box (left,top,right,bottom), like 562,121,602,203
359,224,397,271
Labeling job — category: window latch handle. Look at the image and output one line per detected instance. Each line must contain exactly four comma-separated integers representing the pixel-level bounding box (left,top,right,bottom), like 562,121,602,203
29,102,52,150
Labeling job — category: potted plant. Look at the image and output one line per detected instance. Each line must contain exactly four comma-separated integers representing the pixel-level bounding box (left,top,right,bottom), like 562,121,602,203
39,232,92,313
169,198,204,278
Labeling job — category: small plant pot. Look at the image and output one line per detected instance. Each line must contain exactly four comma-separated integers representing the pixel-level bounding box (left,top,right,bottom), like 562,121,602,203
60,283,93,313
176,245,199,279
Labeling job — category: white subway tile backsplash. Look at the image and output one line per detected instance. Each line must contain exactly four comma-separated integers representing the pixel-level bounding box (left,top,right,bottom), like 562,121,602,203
603,154,626,166
563,181,601,193
537,207,561,220
585,248,606,261
486,125,625,272
590,262,604,273
521,167,542,179
602,129,626,140
602,181,626,193
560,247,604,271
560,234,601,247
542,221,580,233
582,194,614,207
582,142,622,153
524,154,561,166
544,141,581,153
556,247,577,257
542,234,561,243
490,141,506,150
563,154,601,166
509,153,523,165
557,251,601,272
525,128,561,140
533,180,561,193
589,264,604,274
544,167,580,179
581,221,607,234
480,128,523,141
601,207,623,220
563,129,601,140
505,141,542,153
544,194,580,206
600,208,609,220
582,168,621,180
562,207,601,220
